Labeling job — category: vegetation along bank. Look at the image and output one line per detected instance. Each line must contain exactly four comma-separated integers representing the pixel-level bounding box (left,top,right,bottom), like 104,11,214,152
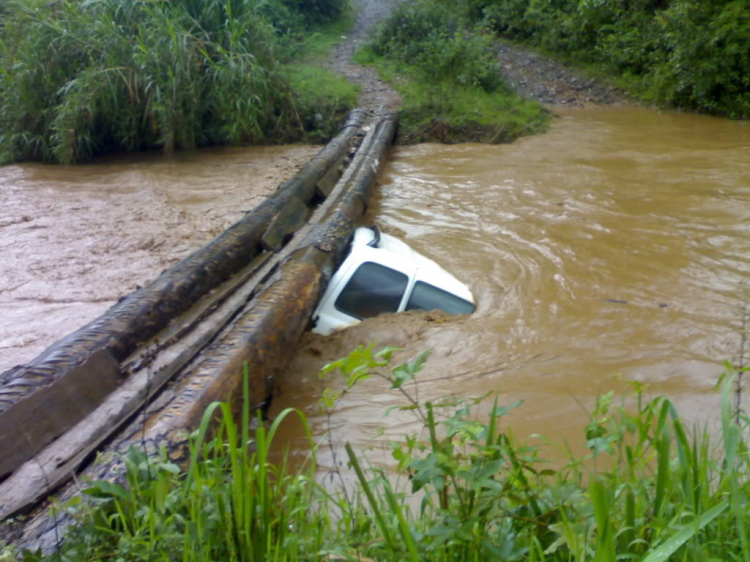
441,0,750,117
0,0,358,164
355,0,552,143
2,0,748,164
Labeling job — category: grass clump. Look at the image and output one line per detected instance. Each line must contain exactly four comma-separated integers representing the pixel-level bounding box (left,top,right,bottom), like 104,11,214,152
9,350,750,561
281,65,359,142
0,0,353,165
355,0,549,144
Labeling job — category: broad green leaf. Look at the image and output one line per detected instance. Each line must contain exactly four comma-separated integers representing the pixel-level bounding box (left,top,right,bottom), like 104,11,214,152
642,501,729,562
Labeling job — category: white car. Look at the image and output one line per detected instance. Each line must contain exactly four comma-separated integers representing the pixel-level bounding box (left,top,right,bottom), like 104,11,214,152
312,226,475,335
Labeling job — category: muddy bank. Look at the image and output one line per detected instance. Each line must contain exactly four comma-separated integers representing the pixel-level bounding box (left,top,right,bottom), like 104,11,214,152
0,146,319,374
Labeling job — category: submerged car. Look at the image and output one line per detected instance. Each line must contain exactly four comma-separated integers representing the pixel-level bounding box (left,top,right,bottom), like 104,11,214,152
312,226,476,335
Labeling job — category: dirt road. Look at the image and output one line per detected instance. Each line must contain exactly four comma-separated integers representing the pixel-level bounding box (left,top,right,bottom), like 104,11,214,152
326,0,402,115
496,41,626,107
328,0,624,111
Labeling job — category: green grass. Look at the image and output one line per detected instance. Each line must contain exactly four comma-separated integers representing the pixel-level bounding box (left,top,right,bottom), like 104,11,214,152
291,7,357,63
0,0,356,165
7,349,750,562
279,5,359,143
282,64,359,142
352,0,550,144
355,50,549,144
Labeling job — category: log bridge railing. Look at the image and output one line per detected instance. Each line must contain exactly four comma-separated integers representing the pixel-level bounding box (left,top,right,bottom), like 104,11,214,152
0,110,397,551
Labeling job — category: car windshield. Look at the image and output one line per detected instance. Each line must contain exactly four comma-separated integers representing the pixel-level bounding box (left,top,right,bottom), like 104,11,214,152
405,281,475,315
335,262,409,319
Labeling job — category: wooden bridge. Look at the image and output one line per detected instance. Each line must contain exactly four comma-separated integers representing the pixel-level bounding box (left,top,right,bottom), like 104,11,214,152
0,109,397,552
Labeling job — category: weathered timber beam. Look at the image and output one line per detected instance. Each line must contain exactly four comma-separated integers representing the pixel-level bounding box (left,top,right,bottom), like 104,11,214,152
0,110,365,482
120,113,399,453
0,251,273,521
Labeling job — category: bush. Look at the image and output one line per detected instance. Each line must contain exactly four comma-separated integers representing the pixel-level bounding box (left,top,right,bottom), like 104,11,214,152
356,0,548,144
367,0,503,93
0,0,354,165
447,0,750,117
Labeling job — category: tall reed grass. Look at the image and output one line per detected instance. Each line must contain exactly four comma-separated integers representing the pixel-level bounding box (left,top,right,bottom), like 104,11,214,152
9,352,750,561
0,0,352,164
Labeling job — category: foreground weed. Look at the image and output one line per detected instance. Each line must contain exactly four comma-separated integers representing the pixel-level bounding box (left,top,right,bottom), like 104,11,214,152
320,344,750,561
19,350,750,561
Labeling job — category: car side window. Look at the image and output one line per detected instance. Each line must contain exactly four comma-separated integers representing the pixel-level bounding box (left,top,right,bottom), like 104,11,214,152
335,262,409,319
405,281,475,315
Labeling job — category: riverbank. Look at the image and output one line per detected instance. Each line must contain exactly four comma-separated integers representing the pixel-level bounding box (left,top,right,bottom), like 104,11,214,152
455,0,750,118
494,40,626,108
344,0,626,145
0,0,356,165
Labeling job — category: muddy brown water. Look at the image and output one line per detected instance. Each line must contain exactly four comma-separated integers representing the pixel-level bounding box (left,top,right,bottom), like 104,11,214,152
1,106,749,469
271,106,750,466
0,145,319,374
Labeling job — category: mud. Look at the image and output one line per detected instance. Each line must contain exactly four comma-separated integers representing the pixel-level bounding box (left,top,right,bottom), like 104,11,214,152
0,146,319,374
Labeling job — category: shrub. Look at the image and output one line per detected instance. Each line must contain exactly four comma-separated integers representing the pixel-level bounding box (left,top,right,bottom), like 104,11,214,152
367,0,503,93
356,0,548,143
446,0,750,117
0,0,354,165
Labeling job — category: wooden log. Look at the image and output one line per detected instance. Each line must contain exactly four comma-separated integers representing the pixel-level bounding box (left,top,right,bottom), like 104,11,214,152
0,350,119,483
0,110,365,481
127,114,398,448
315,152,349,198
119,113,399,465
0,114,390,520
5,113,397,554
260,197,310,252
0,252,274,521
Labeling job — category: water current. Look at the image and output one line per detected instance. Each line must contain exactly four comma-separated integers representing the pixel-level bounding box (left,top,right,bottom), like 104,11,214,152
0,145,318,373
1,106,749,463
272,106,750,463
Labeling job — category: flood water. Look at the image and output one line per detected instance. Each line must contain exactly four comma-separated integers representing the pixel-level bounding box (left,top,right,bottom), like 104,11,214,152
0,145,318,373
2,105,749,464
272,106,750,464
